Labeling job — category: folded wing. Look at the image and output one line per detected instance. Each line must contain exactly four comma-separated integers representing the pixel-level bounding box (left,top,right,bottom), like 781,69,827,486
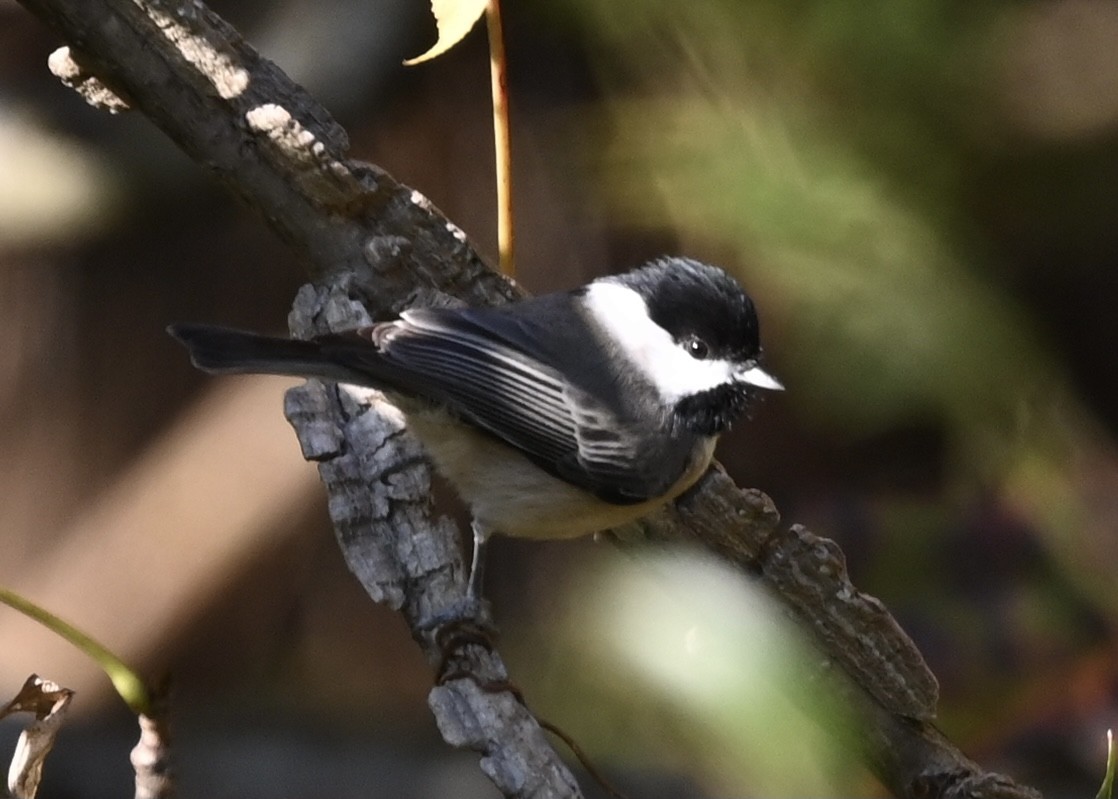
366,307,690,505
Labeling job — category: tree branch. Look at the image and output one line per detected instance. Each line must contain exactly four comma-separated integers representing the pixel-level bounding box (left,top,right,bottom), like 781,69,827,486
13,1,1043,797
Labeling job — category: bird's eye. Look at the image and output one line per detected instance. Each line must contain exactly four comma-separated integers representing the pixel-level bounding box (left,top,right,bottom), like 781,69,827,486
686,337,710,360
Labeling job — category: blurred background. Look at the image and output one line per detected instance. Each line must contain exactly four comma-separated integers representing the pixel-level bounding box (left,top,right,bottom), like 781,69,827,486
1,0,1117,796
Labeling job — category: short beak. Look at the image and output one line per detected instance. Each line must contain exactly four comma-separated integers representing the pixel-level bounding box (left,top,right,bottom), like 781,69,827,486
737,365,784,391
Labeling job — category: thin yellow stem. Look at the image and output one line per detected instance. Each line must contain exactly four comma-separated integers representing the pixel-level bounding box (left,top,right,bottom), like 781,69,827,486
0,586,151,715
486,0,514,278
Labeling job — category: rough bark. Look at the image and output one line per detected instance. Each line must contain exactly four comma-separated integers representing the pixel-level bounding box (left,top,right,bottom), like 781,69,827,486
13,1,1043,797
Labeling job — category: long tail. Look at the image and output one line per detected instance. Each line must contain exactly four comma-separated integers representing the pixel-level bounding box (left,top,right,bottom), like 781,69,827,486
167,323,379,386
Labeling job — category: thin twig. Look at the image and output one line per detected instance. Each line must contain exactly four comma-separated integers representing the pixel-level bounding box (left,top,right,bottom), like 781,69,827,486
10,2,1048,797
486,0,515,277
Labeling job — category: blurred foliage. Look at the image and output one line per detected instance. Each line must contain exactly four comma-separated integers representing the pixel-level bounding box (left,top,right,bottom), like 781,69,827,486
557,549,864,797
572,0,1047,436
518,0,1118,791
0,112,123,249
3,0,1117,794
555,0,1118,611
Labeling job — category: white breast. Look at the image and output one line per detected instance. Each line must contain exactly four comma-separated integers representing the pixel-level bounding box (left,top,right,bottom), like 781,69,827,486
406,409,716,539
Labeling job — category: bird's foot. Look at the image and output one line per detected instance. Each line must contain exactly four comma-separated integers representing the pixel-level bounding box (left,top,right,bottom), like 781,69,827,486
419,597,499,685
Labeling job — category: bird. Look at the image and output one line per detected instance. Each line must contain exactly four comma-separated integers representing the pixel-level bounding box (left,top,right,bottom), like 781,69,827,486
168,256,782,600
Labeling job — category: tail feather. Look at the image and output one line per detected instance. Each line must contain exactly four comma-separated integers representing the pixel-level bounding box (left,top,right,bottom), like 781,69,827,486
167,323,375,386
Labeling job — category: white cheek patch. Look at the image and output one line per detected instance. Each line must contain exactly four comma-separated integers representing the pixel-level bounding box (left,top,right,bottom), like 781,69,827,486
583,282,737,403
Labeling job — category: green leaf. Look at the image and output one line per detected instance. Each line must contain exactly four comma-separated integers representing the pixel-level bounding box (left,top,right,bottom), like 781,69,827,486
404,0,489,65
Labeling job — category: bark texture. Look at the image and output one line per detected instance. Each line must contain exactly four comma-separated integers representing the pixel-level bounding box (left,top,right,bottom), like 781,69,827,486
13,1,1044,797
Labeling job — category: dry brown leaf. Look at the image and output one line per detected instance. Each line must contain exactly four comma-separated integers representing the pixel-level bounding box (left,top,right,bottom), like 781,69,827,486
2,675,73,799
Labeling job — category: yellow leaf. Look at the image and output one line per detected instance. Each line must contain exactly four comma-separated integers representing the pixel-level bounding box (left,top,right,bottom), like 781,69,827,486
404,0,489,65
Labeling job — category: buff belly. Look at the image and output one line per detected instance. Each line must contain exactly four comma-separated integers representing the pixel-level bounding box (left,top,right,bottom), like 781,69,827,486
406,409,716,540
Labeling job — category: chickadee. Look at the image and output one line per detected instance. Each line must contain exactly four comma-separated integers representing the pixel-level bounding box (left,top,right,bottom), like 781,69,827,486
169,256,782,599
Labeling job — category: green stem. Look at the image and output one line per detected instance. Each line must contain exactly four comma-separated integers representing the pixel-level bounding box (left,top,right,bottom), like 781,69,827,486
1097,729,1115,799
0,586,151,715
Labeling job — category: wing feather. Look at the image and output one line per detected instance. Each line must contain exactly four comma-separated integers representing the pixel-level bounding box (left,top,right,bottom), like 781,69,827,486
367,305,695,504
384,325,578,463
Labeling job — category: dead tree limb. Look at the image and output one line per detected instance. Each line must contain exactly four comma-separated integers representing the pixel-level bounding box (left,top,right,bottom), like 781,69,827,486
13,1,1043,797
